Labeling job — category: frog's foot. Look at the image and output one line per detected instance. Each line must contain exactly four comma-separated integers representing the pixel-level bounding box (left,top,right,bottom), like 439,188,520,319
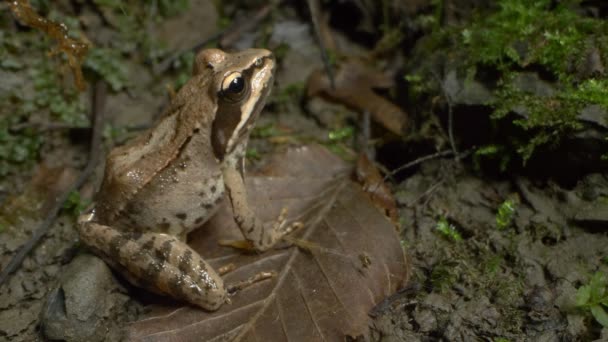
272,207,304,236
226,271,276,295
218,239,255,251
222,208,304,252
256,207,303,250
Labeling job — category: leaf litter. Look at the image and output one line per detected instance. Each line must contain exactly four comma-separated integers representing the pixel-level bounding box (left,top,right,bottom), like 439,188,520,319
125,145,409,341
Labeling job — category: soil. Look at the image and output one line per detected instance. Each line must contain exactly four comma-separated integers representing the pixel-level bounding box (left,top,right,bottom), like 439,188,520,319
1,1,607,341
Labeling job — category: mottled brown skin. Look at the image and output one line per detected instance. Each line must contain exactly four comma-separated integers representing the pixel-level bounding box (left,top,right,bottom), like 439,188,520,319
78,49,292,311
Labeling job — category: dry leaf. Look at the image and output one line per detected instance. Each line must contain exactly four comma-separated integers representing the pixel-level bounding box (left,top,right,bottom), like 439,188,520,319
306,59,408,135
125,145,408,341
355,153,399,229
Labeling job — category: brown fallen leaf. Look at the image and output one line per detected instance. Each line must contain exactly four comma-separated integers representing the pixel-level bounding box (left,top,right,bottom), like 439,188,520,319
306,59,409,136
125,145,409,341
355,153,399,229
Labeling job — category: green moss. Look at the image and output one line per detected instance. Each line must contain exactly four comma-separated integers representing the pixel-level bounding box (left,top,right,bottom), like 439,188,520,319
252,123,281,139
474,144,511,172
0,22,86,177
172,51,195,91
465,0,607,163
415,0,608,165
435,216,462,241
29,61,87,125
462,0,600,77
496,199,518,230
328,126,355,142
84,47,129,91
0,117,42,178
323,125,356,160
155,0,189,17
62,191,90,218
270,82,305,109
430,260,460,292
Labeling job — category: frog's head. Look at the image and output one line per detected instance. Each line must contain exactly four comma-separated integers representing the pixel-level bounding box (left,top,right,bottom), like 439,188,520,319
194,48,275,161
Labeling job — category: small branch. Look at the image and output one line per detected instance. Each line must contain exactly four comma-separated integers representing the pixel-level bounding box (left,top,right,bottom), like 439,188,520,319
10,122,88,132
383,150,454,182
307,0,336,90
431,71,460,161
0,81,106,286
153,4,274,75
219,4,273,48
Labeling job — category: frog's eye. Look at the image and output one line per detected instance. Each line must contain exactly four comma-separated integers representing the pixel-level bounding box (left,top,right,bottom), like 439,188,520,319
220,72,249,102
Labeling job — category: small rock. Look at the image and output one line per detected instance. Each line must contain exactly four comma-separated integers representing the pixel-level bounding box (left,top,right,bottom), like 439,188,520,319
443,69,494,105
41,254,132,342
579,105,608,129
0,302,41,338
413,308,436,332
43,264,60,278
573,202,608,230
512,72,556,97
566,313,588,338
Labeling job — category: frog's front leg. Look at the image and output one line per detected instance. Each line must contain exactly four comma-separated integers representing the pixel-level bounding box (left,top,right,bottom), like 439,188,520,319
77,218,227,311
222,165,299,252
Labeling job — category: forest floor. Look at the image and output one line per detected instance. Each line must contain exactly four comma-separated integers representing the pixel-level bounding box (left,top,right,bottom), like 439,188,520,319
1,1,607,341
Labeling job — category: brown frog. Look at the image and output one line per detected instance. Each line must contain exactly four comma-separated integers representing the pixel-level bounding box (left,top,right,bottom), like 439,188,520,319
78,48,295,311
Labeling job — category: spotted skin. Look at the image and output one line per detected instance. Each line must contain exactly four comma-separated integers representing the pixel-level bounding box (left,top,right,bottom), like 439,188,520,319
77,49,294,311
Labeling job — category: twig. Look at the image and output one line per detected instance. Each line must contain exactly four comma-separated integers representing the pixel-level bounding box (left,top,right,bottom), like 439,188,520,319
420,178,446,209
153,4,274,75
0,81,106,286
383,150,455,183
360,110,373,160
369,282,421,317
307,0,336,90
153,33,223,75
431,71,459,160
219,3,273,48
10,122,88,132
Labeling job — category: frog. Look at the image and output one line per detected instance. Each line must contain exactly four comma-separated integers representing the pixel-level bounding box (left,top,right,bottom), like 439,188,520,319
77,48,297,311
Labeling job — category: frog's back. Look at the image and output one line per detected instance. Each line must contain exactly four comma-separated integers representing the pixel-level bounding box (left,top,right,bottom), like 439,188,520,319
95,77,223,231
125,128,224,236
98,132,224,237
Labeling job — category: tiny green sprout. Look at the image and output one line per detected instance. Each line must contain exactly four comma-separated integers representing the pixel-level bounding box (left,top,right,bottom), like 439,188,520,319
246,148,261,160
328,126,354,142
102,124,128,145
272,43,290,61
494,338,510,342
173,51,195,91
272,82,304,107
63,191,89,218
496,199,517,230
157,0,190,17
400,239,409,251
461,28,472,44
252,123,280,139
435,217,462,241
576,272,608,327
404,73,423,83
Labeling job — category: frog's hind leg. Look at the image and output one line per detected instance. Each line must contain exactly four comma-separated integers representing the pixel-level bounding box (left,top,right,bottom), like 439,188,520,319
78,222,227,311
